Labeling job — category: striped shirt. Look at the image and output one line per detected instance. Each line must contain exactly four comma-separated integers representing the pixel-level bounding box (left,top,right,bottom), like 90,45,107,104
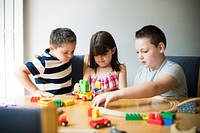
25,49,72,94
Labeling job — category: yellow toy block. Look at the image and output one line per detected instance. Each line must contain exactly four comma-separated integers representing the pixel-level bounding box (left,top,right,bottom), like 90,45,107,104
63,99,75,106
94,81,101,89
38,99,55,108
92,108,99,118
141,114,148,120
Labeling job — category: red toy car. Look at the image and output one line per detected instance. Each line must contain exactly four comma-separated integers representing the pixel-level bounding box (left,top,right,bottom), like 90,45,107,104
58,115,68,126
89,118,111,129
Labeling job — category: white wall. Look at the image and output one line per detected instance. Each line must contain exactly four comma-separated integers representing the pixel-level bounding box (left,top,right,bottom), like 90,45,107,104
24,0,200,86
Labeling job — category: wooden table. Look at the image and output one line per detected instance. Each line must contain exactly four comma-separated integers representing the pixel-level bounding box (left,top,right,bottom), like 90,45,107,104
1,95,200,133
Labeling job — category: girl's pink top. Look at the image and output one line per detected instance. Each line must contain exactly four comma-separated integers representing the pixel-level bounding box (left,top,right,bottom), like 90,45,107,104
90,71,118,91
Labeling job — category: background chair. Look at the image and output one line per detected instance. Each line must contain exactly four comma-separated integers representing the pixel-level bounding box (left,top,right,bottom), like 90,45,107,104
71,54,89,87
166,56,200,97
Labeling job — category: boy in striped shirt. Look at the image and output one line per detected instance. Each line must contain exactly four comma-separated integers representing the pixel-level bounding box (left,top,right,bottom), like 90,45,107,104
15,28,76,97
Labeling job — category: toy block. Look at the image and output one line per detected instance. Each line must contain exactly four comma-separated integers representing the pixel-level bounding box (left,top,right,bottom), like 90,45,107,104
88,108,93,117
79,79,90,92
54,99,63,107
38,99,55,108
94,81,101,92
177,101,196,114
160,112,175,119
125,113,141,120
164,118,173,126
147,113,163,125
94,81,101,88
92,108,99,118
141,114,148,120
63,99,75,106
30,96,40,102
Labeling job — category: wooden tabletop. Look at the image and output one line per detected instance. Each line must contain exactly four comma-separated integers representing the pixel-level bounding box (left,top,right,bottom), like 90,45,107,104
1,95,200,133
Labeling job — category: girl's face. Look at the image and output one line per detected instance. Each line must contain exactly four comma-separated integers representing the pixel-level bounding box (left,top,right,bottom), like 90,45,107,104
94,47,116,68
135,38,164,71
50,42,76,63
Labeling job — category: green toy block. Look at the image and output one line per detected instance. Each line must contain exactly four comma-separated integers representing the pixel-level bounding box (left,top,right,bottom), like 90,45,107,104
125,113,141,120
79,79,90,92
160,112,175,119
54,99,63,107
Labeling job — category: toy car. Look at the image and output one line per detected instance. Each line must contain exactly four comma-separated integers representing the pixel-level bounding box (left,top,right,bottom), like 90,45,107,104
74,91,93,101
58,116,68,126
89,118,111,129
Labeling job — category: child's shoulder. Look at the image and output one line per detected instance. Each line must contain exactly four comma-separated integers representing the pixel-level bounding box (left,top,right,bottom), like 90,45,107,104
85,67,95,74
120,64,126,72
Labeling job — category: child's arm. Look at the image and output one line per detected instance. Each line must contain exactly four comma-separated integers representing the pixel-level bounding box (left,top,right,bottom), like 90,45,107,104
92,74,178,108
118,64,127,89
73,67,93,92
83,67,93,83
15,65,54,97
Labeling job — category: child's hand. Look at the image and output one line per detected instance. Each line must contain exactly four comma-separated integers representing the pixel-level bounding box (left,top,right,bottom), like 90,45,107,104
92,91,119,108
32,90,54,98
73,83,80,93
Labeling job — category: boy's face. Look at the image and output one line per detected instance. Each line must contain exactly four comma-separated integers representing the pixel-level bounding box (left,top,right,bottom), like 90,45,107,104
50,42,76,63
135,38,164,71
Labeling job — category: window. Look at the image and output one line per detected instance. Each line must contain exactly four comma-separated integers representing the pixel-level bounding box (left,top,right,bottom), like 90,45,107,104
0,0,24,97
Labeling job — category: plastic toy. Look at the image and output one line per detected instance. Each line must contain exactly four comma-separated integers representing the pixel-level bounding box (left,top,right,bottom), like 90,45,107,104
63,99,75,106
54,99,63,107
110,126,127,133
89,118,111,129
160,112,175,119
88,108,99,118
37,99,55,108
74,80,93,101
125,113,141,120
88,108,93,117
58,115,68,126
164,118,173,126
79,79,90,92
141,114,148,120
147,113,163,125
30,96,40,102
94,81,101,92
92,108,99,118
74,91,93,101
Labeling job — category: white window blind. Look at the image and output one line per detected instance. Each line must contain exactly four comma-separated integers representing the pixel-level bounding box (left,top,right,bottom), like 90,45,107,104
0,0,24,98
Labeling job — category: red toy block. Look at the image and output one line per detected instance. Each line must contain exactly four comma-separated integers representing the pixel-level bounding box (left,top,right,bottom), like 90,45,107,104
30,96,40,102
147,113,163,125
88,108,93,117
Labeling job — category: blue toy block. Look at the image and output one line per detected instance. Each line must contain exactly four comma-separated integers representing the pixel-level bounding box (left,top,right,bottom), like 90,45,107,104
125,113,141,120
164,118,173,126
79,80,90,92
